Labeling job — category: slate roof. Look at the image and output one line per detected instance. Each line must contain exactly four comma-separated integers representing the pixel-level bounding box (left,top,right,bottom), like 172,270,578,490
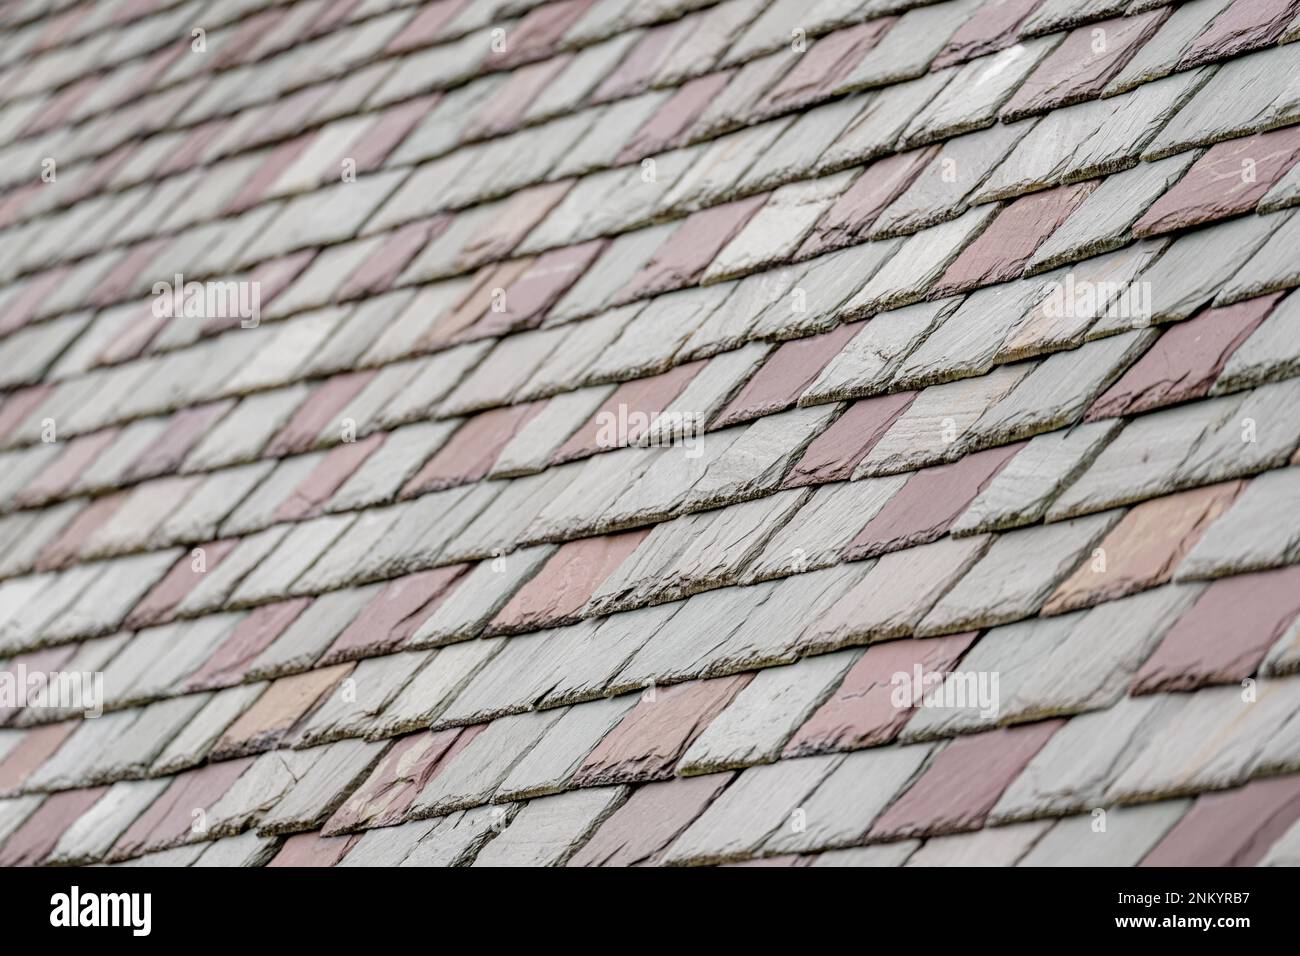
1,0,1300,868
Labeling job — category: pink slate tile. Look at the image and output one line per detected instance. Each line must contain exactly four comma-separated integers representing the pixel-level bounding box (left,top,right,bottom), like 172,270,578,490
784,633,978,757
453,180,572,270
224,133,319,214
1000,11,1169,119
713,323,860,429
0,786,109,866
1086,293,1282,420
322,565,468,663
1133,563,1300,694
35,491,127,571
323,727,464,834
267,371,378,457
619,195,767,301
593,21,684,102
1132,126,1300,237
799,146,939,256
15,427,120,507
553,360,704,462
122,400,235,483
934,0,1045,69
213,665,353,759
1179,0,1300,69
489,529,650,634
275,433,386,522
494,0,595,69
617,71,735,164
1043,481,1243,615
0,385,52,440
758,19,895,114
386,0,468,53
934,180,1098,295
573,676,753,786
186,598,313,692
465,56,573,141
338,220,441,301
870,719,1063,839
0,721,78,796
269,830,362,866
402,401,544,494
844,443,1025,560
126,539,241,629
345,95,441,175
0,270,69,336
783,390,917,488
110,758,254,860
472,238,608,337
1141,774,1300,866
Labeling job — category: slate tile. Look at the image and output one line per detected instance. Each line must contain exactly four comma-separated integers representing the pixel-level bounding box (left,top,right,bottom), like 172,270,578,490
472,786,626,867
1043,481,1242,614
553,361,702,462
713,324,858,428
0,786,109,866
785,634,977,757
934,0,1045,69
677,653,858,774
408,545,555,647
818,72,952,171
267,830,360,867
1106,0,1234,95
569,773,732,867
324,728,460,833
919,512,1119,635
573,676,751,787
1020,0,1129,35
0,720,78,795
322,566,466,664
662,754,842,864
871,720,1062,839
738,96,875,196
1214,290,1300,393
266,372,377,458
186,598,311,691
401,402,543,495
109,758,253,860
497,696,638,800
809,842,920,866
125,540,240,630
212,665,351,759
619,196,767,300
1002,11,1168,121
1176,467,1300,579
1179,0,1300,69
1142,775,1300,866
1134,126,1300,237
296,650,434,746
845,443,1023,558
153,683,268,775
1213,208,1300,305
258,738,388,835
1018,799,1189,865
907,820,1053,866
536,603,684,708
803,535,991,649
202,747,322,839
334,816,441,866
799,147,938,256
933,181,1098,295
371,638,503,737
618,72,734,162
758,20,894,114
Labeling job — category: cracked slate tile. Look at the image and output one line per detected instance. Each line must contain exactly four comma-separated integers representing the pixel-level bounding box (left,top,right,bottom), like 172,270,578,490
108,758,253,860
918,511,1120,635
846,443,1024,558
323,727,462,834
257,738,388,835
471,786,627,867
1141,774,1300,866
1043,480,1241,614
399,803,522,867
677,652,858,774
784,633,976,756
204,747,323,839
870,720,1062,839
573,676,751,787
334,816,441,866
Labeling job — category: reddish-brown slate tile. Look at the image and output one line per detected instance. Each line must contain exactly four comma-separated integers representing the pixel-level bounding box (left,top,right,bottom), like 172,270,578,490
1141,774,1300,866
618,72,735,163
553,361,703,462
0,385,51,440
126,539,241,629
1179,0,1300,69
494,0,595,69
783,391,917,488
402,401,544,494
424,258,535,348
122,400,234,483
22,74,97,137
490,529,649,634
267,371,378,457
0,786,108,866
1133,564,1300,694
1001,11,1169,120
713,324,860,429
934,0,1045,69
569,773,734,867
224,133,318,214
346,94,441,174
620,196,767,301
386,0,468,52
472,239,607,337
800,146,939,257
323,728,463,834
466,56,573,140
15,427,120,506
573,676,753,786
934,181,1098,295
338,220,440,301
785,633,977,757
871,720,1063,839
593,21,684,102
1133,126,1300,237
212,664,352,758
96,302,169,366
110,759,253,860
275,433,385,522
1087,293,1282,420
323,565,467,662
186,598,313,692
845,443,1024,560
90,237,167,307
35,491,127,571
759,20,895,113
1043,481,1244,615
269,830,361,866
0,721,78,795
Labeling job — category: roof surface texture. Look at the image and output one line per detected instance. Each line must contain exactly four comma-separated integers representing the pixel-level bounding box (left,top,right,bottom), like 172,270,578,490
1,0,1300,868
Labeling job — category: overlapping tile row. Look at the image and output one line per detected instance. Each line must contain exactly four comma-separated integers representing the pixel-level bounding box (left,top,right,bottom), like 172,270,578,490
3,0,1300,867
